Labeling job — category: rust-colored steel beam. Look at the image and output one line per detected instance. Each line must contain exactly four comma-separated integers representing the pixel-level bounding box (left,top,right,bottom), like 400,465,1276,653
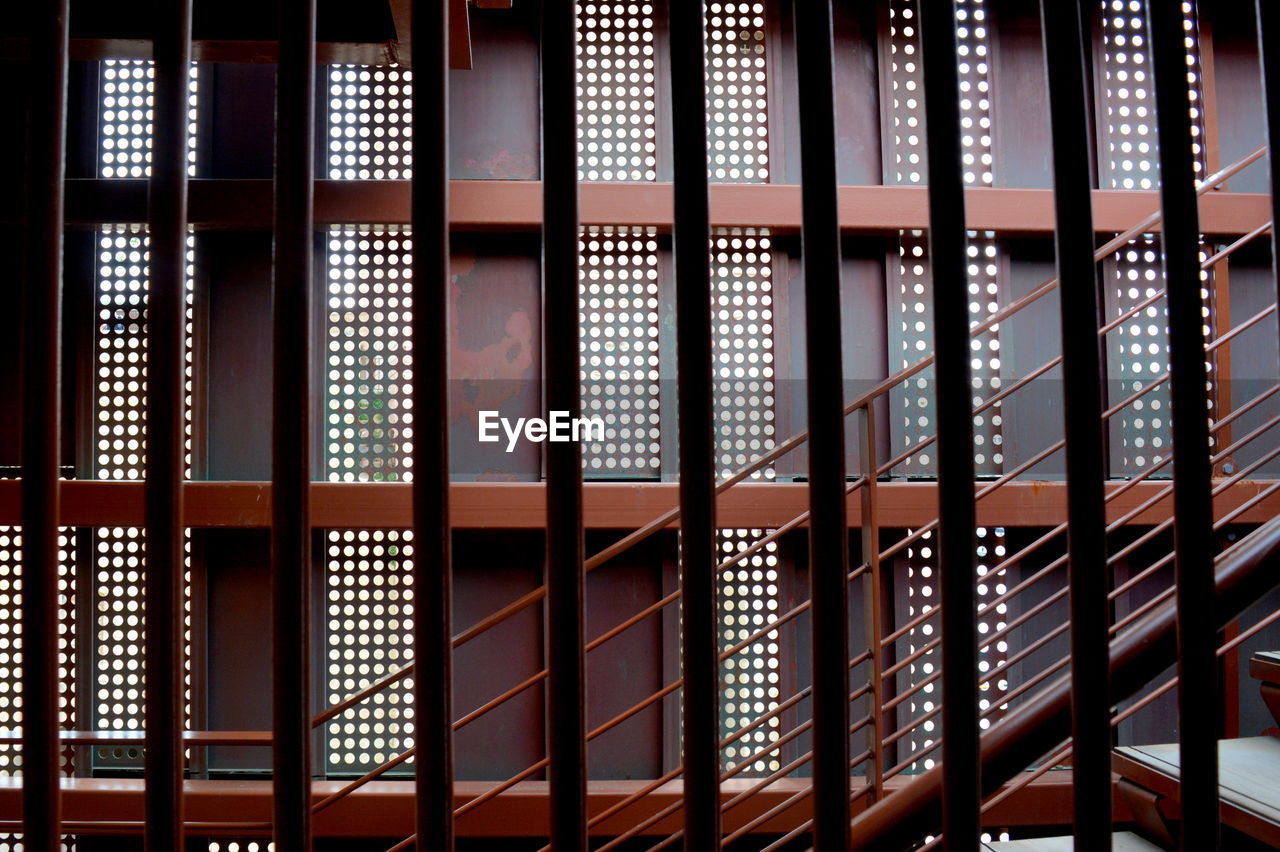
1,479,1278,529
15,179,1272,234
1258,1,1280,368
144,0,193,847
271,0,316,845
919,1,980,848
411,0,455,849
19,0,69,848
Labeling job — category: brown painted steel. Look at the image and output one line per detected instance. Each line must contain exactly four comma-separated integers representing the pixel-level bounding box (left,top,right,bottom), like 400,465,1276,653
1148,3,1221,848
12,178,1273,234
18,0,69,848
860,403,886,801
667,0,719,848
272,0,316,846
919,1,980,847
1258,1,1280,365
540,0,587,848
144,0,192,847
411,0,455,849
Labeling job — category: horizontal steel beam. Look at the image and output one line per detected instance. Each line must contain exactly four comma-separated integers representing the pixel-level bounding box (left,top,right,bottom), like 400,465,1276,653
0,480,1273,529
0,773,1123,837
0,180,1268,236
0,731,271,746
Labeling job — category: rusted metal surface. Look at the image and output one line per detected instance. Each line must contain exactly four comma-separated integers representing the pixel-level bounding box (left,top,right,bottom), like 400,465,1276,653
6,178,1273,233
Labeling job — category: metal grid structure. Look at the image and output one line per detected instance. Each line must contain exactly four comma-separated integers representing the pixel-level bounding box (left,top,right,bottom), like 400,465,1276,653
575,0,658,182
1100,0,1213,475
577,227,662,475
98,59,198,179
324,227,415,484
327,64,413,180
324,529,415,775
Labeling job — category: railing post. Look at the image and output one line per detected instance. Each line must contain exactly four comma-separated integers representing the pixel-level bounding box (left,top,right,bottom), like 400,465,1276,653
859,401,885,802
1148,2,1221,849
1039,1,1114,849
273,0,316,845
20,0,69,849
919,1,980,849
667,0,720,848
412,0,455,848
540,0,587,849
794,0,851,847
145,0,193,847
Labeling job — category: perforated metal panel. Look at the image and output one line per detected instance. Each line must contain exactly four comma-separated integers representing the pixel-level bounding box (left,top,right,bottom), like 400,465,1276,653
718,529,780,775
324,227,414,483
900,529,939,771
887,0,1004,478
1099,0,1212,475
704,1,769,182
579,227,662,475
324,529,415,775
99,59,198,178
576,1,657,182
327,65,413,180
974,526,1008,726
207,843,275,852
712,230,776,481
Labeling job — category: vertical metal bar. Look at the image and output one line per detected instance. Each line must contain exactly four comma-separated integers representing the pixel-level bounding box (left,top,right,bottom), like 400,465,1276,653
1258,0,1280,366
667,0,719,848
20,0,69,848
1038,2,1112,849
145,0,193,847
412,0,454,848
1148,2,1220,850
918,1,980,849
273,0,316,845
540,0,586,849
793,2,850,848
859,402,885,802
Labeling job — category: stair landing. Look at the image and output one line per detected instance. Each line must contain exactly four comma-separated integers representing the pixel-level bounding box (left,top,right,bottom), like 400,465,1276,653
983,831,1162,850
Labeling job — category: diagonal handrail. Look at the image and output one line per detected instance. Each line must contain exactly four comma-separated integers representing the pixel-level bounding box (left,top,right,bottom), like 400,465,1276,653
316,145,1268,730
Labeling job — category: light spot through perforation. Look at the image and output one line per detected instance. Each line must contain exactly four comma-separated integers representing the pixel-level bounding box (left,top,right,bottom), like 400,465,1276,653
712,230,775,480
325,529,415,774
718,529,780,775
325,227,414,483
99,59,198,178
579,227,661,475
704,1,769,182
576,1,658,182
327,65,413,180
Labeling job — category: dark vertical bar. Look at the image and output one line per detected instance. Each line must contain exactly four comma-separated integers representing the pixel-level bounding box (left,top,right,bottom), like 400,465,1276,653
1258,0,1280,367
20,0,69,848
1039,2,1112,849
540,0,586,849
859,403,885,802
668,0,720,849
918,1,980,850
793,2,850,849
412,0,454,849
1147,3,1219,850
273,0,316,845
145,0,193,846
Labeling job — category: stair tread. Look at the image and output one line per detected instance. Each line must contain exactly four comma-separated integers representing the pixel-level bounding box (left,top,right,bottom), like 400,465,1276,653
983,832,1162,851
1115,736,1280,828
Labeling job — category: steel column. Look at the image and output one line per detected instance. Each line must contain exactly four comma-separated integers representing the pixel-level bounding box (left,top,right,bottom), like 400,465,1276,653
793,1,850,848
919,1,980,849
667,0,719,848
540,0,586,849
1039,1,1113,849
272,0,316,846
860,403,885,802
19,0,70,848
1147,2,1220,849
412,0,455,849
144,0,193,847
1259,0,1280,371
